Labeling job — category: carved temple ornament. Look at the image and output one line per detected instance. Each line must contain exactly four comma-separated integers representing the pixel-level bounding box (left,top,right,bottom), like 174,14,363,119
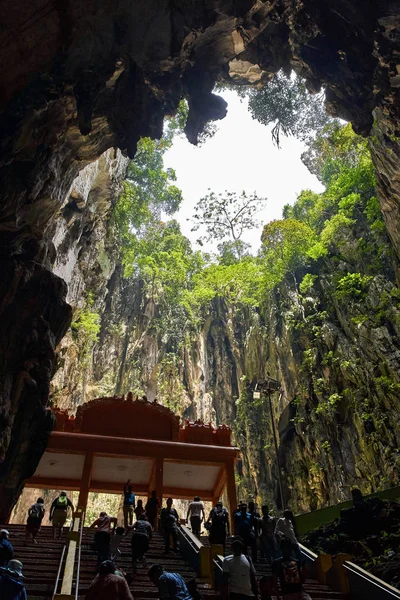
52,394,232,446
179,419,232,446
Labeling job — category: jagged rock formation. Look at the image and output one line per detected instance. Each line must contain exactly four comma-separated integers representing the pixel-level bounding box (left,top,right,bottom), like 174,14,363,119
1,0,400,519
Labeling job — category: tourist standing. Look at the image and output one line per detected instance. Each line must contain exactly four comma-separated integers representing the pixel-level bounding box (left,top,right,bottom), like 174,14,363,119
222,538,258,600
148,564,193,600
145,490,161,528
123,480,136,529
50,491,74,539
129,514,153,573
26,497,45,544
207,501,230,551
272,538,310,600
90,512,117,569
85,560,133,600
160,498,180,554
275,510,301,561
259,505,279,563
0,559,27,600
186,496,205,538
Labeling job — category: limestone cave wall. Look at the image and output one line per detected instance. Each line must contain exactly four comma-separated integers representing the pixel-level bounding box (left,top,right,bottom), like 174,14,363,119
2,0,400,519
45,149,400,514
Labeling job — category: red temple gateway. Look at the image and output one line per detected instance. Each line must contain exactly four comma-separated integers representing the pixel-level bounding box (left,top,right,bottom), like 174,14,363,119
26,394,239,516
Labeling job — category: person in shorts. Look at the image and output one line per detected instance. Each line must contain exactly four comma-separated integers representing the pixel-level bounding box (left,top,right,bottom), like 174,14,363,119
50,491,74,539
26,497,45,544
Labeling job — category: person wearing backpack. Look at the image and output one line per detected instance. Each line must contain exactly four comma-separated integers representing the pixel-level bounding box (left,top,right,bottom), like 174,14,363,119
272,538,310,599
50,491,74,539
207,501,230,551
26,498,45,544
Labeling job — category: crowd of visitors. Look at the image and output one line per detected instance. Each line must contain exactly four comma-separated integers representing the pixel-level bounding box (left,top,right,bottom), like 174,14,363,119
0,483,315,600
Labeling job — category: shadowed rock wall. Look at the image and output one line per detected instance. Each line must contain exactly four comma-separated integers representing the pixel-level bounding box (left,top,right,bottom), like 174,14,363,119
1,0,400,519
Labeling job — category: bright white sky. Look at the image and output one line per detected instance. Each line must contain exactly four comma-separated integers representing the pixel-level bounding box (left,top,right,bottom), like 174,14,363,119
163,89,324,253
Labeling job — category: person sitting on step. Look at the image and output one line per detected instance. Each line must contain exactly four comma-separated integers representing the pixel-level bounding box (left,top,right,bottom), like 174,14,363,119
148,564,193,600
160,498,180,554
186,496,205,538
25,497,45,545
85,560,133,600
0,559,27,600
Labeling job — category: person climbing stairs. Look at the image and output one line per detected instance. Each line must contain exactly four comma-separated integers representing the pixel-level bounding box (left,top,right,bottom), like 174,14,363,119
0,523,218,599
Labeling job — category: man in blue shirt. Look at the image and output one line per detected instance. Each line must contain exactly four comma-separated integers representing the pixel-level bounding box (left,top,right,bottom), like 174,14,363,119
148,564,192,600
233,504,256,561
0,530,14,567
123,479,136,529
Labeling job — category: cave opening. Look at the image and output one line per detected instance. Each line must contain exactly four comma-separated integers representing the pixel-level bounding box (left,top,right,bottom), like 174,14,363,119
1,1,400,539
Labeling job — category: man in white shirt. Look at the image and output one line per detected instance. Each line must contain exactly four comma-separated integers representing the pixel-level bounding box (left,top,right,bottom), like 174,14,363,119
222,538,258,600
186,496,205,538
275,510,302,561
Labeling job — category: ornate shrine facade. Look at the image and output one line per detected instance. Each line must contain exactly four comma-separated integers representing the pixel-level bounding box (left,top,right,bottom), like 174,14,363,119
26,394,239,517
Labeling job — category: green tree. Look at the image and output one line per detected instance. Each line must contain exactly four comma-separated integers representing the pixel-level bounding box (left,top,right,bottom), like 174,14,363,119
260,219,318,290
244,71,335,146
113,136,182,247
191,190,267,259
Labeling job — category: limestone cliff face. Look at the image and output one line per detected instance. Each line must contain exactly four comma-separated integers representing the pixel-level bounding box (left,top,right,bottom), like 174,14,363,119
2,0,400,519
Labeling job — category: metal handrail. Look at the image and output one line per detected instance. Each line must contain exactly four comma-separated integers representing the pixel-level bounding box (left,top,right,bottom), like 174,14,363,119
74,512,85,600
52,518,74,598
344,561,400,599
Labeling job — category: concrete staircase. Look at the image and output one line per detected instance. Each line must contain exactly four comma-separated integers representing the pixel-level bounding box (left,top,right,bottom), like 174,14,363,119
0,524,216,600
0,523,65,598
2,523,345,600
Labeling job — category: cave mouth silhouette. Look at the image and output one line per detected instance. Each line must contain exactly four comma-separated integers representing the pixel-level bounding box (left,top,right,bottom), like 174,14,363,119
0,0,399,522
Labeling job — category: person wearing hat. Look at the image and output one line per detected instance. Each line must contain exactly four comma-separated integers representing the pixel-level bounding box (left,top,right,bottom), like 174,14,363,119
0,559,27,599
0,530,14,567
50,491,74,539
222,538,259,600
